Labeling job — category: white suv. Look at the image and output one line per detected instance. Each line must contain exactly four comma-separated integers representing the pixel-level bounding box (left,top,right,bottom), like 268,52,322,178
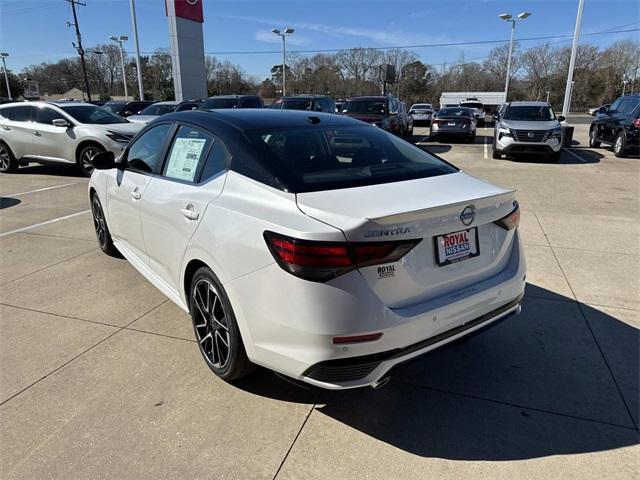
459,100,486,126
0,101,143,176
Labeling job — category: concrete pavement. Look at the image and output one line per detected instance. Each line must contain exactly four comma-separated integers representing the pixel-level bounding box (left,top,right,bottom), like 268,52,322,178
0,125,638,479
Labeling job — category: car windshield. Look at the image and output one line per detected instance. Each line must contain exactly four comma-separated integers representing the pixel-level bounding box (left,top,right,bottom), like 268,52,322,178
282,99,313,110
342,100,386,114
201,98,240,109
411,104,432,110
503,105,556,121
460,102,483,109
250,125,457,192
437,108,471,118
139,104,176,116
61,105,129,124
101,102,125,114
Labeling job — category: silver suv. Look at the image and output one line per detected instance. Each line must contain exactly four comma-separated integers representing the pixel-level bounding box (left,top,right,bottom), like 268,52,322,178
492,101,565,162
0,101,143,176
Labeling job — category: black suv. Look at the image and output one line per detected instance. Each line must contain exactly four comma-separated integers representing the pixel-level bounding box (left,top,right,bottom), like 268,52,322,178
341,95,409,136
589,94,640,157
277,95,335,113
102,100,155,117
200,95,264,109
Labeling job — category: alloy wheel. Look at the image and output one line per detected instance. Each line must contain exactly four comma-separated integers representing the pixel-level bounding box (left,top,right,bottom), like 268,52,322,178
0,145,10,170
81,147,100,174
615,135,623,154
91,196,107,248
192,278,231,369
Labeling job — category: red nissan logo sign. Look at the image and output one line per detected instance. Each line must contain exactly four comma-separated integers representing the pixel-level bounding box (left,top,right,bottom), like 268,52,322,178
166,0,204,23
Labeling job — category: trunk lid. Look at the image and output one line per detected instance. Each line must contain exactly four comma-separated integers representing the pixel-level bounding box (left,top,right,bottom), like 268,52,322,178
296,172,517,308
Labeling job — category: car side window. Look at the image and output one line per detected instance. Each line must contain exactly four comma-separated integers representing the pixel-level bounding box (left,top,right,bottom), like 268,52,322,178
126,123,173,175
389,99,398,115
37,107,63,125
200,138,231,182
3,105,34,122
162,125,213,183
240,97,262,108
618,99,638,114
609,98,622,113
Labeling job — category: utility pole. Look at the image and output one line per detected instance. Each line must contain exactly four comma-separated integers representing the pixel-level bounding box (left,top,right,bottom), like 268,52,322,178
130,0,145,100
66,0,91,101
562,0,585,117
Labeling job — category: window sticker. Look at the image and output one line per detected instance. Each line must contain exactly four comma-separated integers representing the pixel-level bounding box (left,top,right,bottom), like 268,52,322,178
166,137,207,181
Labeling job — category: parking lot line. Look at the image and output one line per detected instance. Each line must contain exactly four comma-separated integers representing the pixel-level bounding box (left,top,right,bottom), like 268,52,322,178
5,182,80,197
563,148,588,163
0,210,91,238
484,137,488,159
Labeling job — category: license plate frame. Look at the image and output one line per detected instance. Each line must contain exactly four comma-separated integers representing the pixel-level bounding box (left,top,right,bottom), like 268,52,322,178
434,227,480,266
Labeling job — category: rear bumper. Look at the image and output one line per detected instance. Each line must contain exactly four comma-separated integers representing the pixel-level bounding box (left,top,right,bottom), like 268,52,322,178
225,230,526,390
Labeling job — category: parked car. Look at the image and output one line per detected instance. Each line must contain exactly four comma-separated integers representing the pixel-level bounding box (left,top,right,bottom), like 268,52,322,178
88,108,525,389
459,100,486,126
589,95,640,157
127,100,202,125
409,102,434,125
492,101,564,161
199,95,263,109
430,107,477,143
0,101,142,176
399,101,414,137
276,95,335,113
102,100,155,118
341,95,409,137
589,104,610,116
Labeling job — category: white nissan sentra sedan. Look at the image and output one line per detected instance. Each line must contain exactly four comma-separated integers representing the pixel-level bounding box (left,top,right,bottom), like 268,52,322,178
89,109,526,390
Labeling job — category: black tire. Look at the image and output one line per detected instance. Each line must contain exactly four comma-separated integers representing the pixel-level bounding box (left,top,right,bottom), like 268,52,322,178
492,136,502,159
430,132,437,142
77,144,104,177
589,127,601,148
479,119,485,127
467,133,476,143
407,125,414,137
550,151,562,162
613,131,627,158
91,193,119,256
0,142,18,173
190,267,253,381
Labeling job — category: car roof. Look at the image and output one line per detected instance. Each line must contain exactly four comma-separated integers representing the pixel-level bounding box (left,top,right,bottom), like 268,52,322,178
283,94,330,99
47,101,93,107
507,101,551,107
349,96,389,101
154,101,179,105
206,95,259,99
159,109,363,132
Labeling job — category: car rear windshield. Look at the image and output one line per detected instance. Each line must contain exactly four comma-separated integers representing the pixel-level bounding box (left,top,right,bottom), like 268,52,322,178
342,100,386,114
61,105,129,124
248,125,457,192
201,98,240,109
139,104,176,116
412,104,432,110
503,105,556,121
101,102,125,114
437,108,471,118
460,102,483,109
282,99,313,110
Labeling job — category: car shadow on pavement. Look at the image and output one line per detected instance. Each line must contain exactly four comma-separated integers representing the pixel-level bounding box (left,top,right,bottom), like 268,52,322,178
11,163,86,177
501,149,603,165
234,283,639,461
0,197,21,209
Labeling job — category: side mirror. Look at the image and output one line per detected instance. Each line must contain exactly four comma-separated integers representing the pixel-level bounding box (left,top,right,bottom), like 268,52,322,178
52,118,70,127
558,115,566,122
91,151,116,170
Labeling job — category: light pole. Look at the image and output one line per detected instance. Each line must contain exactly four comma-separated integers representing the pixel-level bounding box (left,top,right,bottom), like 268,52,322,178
110,35,129,99
562,0,585,117
271,27,294,97
130,0,144,100
622,79,628,96
0,53,11,100
498,12,531,102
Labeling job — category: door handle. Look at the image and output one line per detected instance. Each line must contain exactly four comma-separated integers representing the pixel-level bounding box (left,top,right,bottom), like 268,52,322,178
181,204,200,221
32,130,41,136
130,187,142,200
1,126,9,131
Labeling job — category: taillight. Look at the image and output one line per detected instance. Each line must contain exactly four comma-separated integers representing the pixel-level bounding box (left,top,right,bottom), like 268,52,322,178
494,201,520,230
432,119,442,124
264,231,421,282
633,118,640,128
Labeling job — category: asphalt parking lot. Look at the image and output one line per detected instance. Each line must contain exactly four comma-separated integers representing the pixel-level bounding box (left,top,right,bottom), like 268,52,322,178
1,122,638,479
